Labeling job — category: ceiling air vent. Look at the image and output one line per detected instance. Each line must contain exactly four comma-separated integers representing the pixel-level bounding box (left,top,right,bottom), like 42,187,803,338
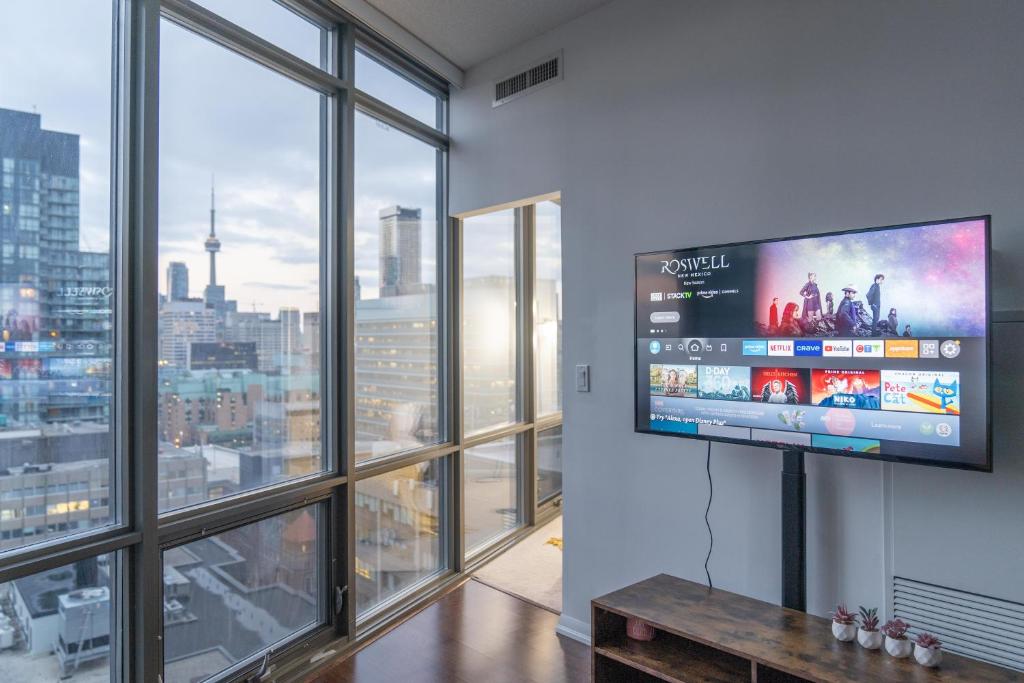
893,576,1024,672
493,52,562,107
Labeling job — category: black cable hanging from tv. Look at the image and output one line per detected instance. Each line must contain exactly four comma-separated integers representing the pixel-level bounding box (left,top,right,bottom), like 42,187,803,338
704,440,713,589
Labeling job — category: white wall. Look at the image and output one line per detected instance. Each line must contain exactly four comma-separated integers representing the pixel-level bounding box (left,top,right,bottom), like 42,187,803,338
450,0,1024,637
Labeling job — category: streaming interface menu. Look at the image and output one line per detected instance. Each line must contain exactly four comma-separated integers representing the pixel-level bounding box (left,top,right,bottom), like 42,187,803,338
637,335,983,464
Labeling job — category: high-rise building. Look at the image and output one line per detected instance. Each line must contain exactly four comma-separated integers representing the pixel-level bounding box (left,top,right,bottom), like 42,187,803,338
354,291,438,455
166,261,189,301
280,307,301,371
0,107,112,431
224,310,280,372
158,299,217,368
302,311,320,368
378,205,422,297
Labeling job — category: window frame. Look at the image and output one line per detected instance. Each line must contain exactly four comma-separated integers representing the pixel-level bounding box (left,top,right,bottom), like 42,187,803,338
0,2,563,681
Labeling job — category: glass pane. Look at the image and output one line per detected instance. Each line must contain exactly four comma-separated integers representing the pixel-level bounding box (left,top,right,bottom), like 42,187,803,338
158,21,324,512
537,425,562,503
194,0,324,67
465,436,519,554
0,553,114,680
354,113,440,463
0,2,115,552
462,210,517,436
534,200,562,416
356,50,440,129
163,506,321,683
355,458,444,615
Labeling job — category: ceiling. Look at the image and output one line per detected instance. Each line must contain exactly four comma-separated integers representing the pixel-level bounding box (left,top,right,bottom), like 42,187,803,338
361,0,614,70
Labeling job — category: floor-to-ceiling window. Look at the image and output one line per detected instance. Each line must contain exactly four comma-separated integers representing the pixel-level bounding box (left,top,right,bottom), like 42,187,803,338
458,197,563,562
0,1,561,680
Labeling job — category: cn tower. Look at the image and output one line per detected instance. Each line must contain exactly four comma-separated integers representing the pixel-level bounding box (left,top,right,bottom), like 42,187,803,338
205,176,221,287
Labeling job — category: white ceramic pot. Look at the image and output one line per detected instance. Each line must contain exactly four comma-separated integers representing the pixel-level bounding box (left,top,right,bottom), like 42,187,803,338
914,644,943,667
885,636,912,658
832,621,857,642
858,628,883,649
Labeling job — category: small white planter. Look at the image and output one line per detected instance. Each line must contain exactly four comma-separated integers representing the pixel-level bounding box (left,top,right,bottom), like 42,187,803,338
858,628,883,649
832,621,857,642
885,636,912,658
914,644,943,667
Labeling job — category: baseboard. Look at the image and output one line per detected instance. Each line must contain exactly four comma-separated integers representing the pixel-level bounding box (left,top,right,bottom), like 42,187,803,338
555,614,591,646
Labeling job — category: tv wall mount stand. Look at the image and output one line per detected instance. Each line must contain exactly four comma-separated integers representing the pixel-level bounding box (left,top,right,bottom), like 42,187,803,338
781,448,807,612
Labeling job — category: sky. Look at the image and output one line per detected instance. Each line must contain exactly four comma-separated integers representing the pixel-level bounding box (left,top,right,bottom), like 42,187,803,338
0,1,448,317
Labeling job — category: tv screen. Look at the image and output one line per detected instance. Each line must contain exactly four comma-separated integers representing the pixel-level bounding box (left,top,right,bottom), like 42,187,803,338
634,216,991,470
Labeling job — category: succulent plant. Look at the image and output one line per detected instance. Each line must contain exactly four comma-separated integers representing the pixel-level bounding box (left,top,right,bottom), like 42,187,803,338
882,619,910,639
915,632,942,649
858,606,879,632
831,603,856,625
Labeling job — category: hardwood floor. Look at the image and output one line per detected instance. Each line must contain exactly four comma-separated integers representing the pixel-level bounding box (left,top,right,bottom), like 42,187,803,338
308,579,591,683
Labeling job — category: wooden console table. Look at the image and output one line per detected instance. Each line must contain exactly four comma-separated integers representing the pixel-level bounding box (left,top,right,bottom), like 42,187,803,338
592,574,1022,682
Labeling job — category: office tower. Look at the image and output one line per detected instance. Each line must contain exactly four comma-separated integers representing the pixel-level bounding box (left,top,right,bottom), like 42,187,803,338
158,299,217,368
0,107,112,431
354,291,438,452
167,261,189,301
224,310,280,372
302,311,320,368
280,307,301,350
378,205,422,297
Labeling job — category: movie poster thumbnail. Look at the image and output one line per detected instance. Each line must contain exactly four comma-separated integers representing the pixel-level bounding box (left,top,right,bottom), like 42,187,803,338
811,434,881,454
649,364,698,398
811,369,881,410
751,367,810,405
881,370,960,415
753,219,987,339
697,365,752,401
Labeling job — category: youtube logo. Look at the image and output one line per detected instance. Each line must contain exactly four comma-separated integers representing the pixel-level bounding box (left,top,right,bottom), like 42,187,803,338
822,340,852,357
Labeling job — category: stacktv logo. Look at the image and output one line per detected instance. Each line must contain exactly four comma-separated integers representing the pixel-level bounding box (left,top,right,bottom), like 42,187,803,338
794,341,823,356
853,341,884,358
767,340,794,356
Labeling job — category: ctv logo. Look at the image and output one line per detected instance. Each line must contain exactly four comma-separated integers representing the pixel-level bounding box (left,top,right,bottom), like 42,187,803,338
853,342,884,358
767,340,794,356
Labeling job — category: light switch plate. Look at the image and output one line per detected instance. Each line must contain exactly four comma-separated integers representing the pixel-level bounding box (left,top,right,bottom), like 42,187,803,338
575,364,590,392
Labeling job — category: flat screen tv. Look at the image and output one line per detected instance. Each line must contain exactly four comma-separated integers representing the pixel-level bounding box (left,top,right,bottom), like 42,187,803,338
634,216,991,471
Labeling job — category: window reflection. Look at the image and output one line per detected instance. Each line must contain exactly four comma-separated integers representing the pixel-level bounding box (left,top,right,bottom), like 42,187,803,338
163,507,320,683
462,210,518,436
356,458,443,614
465,436,519,553
353,113,440,462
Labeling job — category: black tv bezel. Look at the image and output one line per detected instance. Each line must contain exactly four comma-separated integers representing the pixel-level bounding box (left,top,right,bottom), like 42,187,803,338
633,214,993,472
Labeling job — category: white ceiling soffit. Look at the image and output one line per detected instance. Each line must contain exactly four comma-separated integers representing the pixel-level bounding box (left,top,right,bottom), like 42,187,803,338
330,0,465,87
355,0,614,73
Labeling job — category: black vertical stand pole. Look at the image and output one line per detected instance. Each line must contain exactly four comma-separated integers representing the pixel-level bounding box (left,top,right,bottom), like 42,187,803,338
781,448,807,612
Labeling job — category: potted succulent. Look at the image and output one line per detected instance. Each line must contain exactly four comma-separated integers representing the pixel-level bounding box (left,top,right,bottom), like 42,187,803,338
831,604,857,642
914,632,943,667
882,619,912,658
857,607,883,649
625,617,656,641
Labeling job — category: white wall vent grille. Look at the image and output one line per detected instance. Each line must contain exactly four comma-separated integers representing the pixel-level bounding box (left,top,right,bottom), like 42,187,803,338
893,576,1024,672
493,52,562,107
